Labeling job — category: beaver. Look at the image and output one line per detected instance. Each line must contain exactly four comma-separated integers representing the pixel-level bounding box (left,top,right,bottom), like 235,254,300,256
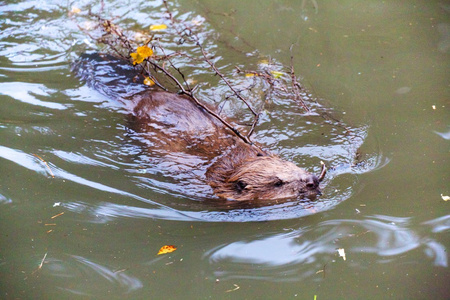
74,53,322,201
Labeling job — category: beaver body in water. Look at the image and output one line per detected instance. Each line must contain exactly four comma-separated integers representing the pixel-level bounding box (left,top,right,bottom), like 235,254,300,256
74,53,321,201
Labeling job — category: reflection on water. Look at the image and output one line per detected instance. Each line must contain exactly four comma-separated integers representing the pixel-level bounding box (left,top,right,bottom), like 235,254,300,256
0,142,380,222
1,0,448,298
0,82,68,110
206,215,449,281
45,255,143,296
434,127,450,140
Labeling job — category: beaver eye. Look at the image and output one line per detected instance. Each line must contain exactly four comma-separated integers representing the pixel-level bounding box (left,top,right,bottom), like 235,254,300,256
274,179,284,187
235,180,247,192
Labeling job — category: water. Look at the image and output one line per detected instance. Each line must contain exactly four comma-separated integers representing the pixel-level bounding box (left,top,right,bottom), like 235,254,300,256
0,0,449,299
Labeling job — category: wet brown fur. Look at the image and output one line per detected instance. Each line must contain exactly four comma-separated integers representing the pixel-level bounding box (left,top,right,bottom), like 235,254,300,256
126,90,320,201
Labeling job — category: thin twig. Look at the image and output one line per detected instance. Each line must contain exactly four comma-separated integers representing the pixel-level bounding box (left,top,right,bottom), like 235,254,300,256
197,42,258,117
33,154,55,178
289,45,310,113
144,60,253,144
38,252,48,269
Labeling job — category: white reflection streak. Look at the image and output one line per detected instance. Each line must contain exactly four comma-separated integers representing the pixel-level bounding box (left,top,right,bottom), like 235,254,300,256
0,145,136,196
322,218,421,256
424,241,448,267
422,215,450,233
208,215,449,274
0,145,195,221
207,230,335,266
0,82,67,110
351,219,420,256
323,216,448,266
72,255,143,293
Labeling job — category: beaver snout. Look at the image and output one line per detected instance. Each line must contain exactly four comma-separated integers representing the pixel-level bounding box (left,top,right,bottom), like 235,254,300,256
303,174,320,190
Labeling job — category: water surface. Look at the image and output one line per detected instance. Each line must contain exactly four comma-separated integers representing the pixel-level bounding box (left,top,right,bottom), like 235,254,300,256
0,0,448,299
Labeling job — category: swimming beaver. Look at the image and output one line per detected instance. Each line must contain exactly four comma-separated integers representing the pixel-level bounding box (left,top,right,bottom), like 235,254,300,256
75,53,322,201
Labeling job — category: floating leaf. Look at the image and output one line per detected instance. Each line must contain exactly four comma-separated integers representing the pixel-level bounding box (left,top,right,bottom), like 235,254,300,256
441,194,450,201
130,45,153,65
337,248,346,260
144,77,155,86
157,245,177,255
270,70,284,79
150,24,167,31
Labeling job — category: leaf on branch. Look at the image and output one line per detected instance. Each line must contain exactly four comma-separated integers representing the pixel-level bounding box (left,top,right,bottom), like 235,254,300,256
130,45,153,65
144,77,155,86
149,24,167,31
270,70,284,79
157,245,177,255
70,6,81,14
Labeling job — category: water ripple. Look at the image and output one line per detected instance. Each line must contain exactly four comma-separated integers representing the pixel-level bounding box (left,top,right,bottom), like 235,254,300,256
204,214,448,281
0,82,68,110
45,254,143,296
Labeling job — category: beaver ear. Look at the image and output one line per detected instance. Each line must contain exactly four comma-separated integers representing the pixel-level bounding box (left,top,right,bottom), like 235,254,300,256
235,180,248,193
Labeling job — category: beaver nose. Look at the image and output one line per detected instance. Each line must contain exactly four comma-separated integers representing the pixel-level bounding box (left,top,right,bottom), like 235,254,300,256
304,174,319,189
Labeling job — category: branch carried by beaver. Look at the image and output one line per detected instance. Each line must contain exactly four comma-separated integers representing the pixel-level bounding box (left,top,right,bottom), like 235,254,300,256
73,4,327,201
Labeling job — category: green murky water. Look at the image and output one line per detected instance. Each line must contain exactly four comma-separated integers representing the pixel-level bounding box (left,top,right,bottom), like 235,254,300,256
0,0,448,299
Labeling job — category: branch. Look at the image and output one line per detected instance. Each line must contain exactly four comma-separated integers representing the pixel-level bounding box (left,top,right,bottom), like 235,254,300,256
289,45,310,113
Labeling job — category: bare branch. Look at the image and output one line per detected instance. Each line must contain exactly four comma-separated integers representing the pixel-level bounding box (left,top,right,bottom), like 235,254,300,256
289,45,310,113
76,6,330,147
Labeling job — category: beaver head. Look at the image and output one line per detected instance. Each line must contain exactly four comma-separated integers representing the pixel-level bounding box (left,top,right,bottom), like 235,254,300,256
206,144,321,201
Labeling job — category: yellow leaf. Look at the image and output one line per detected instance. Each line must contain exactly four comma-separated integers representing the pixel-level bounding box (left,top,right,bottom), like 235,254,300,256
144,77,155,86
245,73,256,77
441,194,450,201
137,45,153,57
130,45,153,65
130,53,142,65
150,24,167,31
71,6,81,14
157,245,177,255
270,71,284,79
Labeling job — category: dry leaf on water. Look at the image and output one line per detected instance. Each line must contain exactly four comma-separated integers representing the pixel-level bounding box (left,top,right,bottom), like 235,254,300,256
157,245,177,255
